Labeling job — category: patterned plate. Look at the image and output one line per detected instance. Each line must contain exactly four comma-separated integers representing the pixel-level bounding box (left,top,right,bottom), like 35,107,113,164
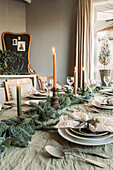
65,128,111,140
70,128,108,137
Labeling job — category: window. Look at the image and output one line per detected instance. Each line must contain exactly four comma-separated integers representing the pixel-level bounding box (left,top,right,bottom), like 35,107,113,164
93,1,113,80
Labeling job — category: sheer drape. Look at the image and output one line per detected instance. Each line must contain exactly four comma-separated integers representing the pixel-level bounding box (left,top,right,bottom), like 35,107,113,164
75,0,93,87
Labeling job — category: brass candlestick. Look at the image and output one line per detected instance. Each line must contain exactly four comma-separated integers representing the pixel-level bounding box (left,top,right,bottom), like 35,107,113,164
51,88,60,110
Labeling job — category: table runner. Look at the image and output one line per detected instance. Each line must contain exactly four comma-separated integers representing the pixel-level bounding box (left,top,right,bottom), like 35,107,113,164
0,102,113,170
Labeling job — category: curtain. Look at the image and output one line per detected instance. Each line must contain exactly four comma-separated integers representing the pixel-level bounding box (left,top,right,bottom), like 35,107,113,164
75,0,93,87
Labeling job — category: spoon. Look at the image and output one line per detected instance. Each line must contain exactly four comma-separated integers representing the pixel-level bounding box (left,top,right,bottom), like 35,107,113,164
45,145,106,168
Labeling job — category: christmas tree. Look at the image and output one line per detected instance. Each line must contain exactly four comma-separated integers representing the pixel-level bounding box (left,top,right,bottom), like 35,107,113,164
98,38,110,69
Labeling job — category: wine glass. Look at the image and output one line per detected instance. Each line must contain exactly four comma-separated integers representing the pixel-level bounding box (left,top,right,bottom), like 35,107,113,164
47,79,53,96
91,79,97,92
87,79,96,93
67,76,74,87
41,78,48,92
104,76,111,87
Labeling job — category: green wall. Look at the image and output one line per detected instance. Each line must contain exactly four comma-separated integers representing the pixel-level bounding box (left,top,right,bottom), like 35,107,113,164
0,0,26,49
26,0,77,84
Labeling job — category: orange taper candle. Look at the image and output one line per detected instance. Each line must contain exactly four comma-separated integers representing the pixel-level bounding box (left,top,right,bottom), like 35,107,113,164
74,67,77,95
52,47,56,88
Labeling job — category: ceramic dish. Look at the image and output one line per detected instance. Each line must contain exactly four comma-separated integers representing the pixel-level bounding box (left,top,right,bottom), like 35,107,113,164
91,100,113,109
65,128,112,141
26,94,47,99
100,88,113,92
69,128,108,137
58,128,113,146
24,100,46,105
100,89,113,96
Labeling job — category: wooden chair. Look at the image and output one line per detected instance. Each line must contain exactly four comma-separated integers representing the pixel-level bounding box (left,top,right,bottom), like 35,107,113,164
36,76,53,90
4,78,33,101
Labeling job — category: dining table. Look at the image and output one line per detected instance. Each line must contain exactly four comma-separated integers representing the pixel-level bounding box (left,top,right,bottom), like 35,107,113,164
0,94,113,170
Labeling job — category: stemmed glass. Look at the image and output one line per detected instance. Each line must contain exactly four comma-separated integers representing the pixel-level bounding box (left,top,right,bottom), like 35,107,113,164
42,78,48,92
47,79,53,96
104,76,111,87
87,79,96,93
67,76,74,88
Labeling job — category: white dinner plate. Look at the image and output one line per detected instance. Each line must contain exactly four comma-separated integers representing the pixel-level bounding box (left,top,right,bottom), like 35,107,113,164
58,128,113,146
65,128,112,141
100,89,113,96
24,100,46,105
91,100,113,109
26,94,47,99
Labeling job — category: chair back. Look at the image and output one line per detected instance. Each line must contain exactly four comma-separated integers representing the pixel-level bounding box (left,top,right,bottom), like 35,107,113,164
36,76,53,90
4,78,33,101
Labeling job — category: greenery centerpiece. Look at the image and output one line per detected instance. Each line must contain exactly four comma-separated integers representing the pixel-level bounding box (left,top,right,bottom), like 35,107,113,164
0,50,24,75
98,38,112,86
0,86,94,154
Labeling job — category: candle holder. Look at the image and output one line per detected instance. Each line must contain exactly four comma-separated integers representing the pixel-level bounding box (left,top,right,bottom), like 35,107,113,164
51,88,60,110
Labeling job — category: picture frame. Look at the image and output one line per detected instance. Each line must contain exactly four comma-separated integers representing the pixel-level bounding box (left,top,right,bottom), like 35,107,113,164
12,39,17,46
17,41,26,51
2,32,31,74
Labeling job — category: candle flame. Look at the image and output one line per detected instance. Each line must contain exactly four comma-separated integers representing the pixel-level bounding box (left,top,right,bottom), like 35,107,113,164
82,67,84,71
52,47,55,53
74,67,77,71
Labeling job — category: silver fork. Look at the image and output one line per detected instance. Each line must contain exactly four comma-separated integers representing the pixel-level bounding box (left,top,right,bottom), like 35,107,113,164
51,139,111,159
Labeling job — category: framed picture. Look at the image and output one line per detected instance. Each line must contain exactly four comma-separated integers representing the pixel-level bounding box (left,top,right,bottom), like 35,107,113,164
17,41,26,51
2,32,31,74
12,39,17,46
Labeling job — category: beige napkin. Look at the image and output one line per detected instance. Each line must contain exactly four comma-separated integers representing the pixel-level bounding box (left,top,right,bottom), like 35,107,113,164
90,96,107,105
55,112,89,128
29,90,47,96
108,98,113,105
89,116,113,133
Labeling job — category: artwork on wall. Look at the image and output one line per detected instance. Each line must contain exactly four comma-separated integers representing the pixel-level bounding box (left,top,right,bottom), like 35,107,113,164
17,41,26,51
2,32,31,74
12,39,17,46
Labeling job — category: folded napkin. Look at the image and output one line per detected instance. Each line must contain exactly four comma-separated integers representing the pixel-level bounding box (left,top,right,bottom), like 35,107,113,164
89,116,113,133
90,96,107,105
55,112,89,128
107,98,113,105
29,90,47,96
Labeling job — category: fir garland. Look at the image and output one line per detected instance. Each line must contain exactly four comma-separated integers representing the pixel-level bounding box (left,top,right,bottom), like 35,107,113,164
0,86,103,154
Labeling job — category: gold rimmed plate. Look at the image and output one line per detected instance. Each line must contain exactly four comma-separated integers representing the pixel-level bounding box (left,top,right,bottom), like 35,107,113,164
58,128,113,146
91,100,113,109
70,128,108,137
65,128,111,141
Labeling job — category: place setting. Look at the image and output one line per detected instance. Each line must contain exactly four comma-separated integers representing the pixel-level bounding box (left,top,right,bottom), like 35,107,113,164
53,112,113,146
26,90,48,99
89,95,113,109
45,112,113,168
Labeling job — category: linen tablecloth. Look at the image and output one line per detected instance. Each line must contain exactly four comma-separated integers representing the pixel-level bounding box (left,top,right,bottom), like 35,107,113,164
0,101,113,170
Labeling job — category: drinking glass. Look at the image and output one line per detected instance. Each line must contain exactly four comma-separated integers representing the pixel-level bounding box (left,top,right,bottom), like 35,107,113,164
87,79,96,93
67,76,74,87
42,78,48,91
104,76,111,87
47,79,53,95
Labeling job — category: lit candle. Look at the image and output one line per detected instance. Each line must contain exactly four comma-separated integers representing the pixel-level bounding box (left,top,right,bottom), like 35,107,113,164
74,67,77,95
17,83,22,116
52,47,56,88
82,67,85,93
